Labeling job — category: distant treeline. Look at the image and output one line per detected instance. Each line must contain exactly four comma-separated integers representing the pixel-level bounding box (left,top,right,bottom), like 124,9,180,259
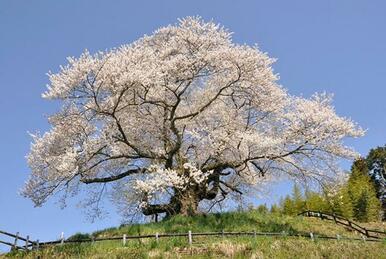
259,146,386,222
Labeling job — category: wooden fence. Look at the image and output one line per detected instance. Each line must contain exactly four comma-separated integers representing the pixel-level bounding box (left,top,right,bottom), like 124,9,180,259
2,211,385,253
298,210,386,239
0,230,38,252
31,229,385,249
1,228,383,254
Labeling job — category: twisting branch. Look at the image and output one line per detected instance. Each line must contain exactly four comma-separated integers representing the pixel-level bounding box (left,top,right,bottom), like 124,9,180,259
81,168,144,184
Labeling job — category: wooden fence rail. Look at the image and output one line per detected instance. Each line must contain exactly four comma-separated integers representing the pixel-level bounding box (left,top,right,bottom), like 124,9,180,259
1,229,383,254
33,229,382,249
298,210,386,239
0,230,37,252
2,212,385,254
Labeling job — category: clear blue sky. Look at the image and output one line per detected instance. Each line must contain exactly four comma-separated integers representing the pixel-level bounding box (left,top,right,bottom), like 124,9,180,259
1,0,385,248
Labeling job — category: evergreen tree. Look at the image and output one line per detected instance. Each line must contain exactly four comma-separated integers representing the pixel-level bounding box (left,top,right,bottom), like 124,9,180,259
304,190,328,212
347,159,381,222
281,195,296,215
366,146,386,220
323,183,353,218
292,184,305,214
270,204,281,214
280,184,306,215
256,204,269,214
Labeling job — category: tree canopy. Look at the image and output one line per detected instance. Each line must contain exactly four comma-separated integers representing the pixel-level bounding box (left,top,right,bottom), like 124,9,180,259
22,17,364,218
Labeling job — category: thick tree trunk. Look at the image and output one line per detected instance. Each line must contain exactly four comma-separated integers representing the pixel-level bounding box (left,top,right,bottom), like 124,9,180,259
172,188,200,216
142,187,202,217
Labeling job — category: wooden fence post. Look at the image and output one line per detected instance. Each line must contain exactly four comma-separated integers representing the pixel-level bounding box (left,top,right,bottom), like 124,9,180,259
36,240,39,251
336,234,341,241
25,235,29,251
60,232,64,246
253,230,256,238
221,229,225,238
188,230,192,245
123,234,127,246
13,232,19,251
155,232,159,243
309,232,314,241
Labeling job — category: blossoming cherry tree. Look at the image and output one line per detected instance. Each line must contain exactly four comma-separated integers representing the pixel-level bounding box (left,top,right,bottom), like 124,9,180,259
23,17,364,217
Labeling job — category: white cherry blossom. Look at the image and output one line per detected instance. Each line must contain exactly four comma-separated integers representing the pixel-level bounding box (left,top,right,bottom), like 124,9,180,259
22,17,364,217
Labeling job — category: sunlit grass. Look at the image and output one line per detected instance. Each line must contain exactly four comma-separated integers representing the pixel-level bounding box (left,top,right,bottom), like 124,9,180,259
3,210,385,258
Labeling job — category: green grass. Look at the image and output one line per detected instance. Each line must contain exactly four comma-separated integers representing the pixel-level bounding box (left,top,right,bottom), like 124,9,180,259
3,210,386,259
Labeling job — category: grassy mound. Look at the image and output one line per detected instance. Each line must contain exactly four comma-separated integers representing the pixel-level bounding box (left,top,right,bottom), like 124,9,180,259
3,210,386,258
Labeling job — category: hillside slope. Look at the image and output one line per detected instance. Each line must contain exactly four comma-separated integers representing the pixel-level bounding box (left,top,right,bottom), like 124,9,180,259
3,211,386,258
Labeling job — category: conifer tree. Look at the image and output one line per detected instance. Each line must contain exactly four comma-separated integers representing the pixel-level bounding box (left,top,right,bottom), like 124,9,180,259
366,146,386,220
322,182,353,218
292,184,305,214
304,190,327,212
347,159,381,222
270,204,281,214
281,195,296,215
